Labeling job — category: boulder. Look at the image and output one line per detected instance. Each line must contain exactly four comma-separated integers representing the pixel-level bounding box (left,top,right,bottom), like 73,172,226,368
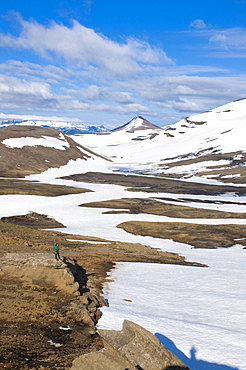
71,340,135,370
71,320,189,370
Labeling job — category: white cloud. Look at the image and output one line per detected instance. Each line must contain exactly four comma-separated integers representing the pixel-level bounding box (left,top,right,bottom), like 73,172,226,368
155,98,202,112
1,65,246,122
209,27,246,51
0,74,61,111
119,72,246,113
62,85,135,104
0,112,83,123
186,24,246,56
190,19,208,30
0,16,172,78
0,60,69,82
71,100,151,115
0,73,54,98
0,75,53,97
0,73,151,117
1,16,246,125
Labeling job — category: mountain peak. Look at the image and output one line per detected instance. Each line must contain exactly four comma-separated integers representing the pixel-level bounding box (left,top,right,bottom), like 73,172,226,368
111,116,162,133
131,115,146,120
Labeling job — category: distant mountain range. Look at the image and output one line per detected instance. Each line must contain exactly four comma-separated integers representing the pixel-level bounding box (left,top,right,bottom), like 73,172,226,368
0,119,107,135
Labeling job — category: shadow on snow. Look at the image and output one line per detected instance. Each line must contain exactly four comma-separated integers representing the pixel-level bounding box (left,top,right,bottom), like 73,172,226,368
155,333,239,370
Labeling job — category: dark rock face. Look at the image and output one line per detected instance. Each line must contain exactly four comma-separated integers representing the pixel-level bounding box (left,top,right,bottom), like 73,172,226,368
71,320,189,370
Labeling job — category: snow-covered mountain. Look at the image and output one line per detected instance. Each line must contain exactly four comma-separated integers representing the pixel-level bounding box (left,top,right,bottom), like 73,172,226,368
72,116,163,159
121,98,246,181
72,99,246,183
129,99,246,160
111,115,162,135
0,119,107,135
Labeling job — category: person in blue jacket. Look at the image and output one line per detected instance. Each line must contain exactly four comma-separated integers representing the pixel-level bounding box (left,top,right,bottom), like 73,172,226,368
53,243,60,260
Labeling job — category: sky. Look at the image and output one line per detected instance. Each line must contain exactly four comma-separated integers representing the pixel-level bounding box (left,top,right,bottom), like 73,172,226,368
1,0,246,128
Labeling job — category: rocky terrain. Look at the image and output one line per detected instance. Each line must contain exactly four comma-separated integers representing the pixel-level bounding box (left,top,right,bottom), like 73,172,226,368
0,251,106,370
0,210,196,369
72,320,189,370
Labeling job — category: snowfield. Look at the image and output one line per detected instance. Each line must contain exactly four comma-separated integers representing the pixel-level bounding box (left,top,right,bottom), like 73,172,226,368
99,247,246,370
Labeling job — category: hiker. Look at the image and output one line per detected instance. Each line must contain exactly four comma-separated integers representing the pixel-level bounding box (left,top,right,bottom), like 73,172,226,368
53,242,60,260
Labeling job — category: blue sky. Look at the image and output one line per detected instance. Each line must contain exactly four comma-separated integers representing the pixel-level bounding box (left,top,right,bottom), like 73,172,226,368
1,0,246,128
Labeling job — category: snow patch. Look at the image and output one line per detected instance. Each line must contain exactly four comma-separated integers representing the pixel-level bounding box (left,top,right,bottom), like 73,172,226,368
2,135,70,150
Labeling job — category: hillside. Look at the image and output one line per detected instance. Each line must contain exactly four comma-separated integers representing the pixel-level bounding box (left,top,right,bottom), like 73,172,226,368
116,99,246,182
72,99,246,184
0,125,110,177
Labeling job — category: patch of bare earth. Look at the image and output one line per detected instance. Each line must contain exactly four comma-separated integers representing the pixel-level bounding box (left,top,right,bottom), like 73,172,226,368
1,212,66,229
0,274,102,370
79,197,246,219
61,171,246,195
0,179,91,196
117,221,246,249
158,151,246,184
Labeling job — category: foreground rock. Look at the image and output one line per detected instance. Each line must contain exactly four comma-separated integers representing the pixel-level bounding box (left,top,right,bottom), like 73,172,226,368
71,320,189,370
0,253,106,369
0,252,190,369
0,219,202,369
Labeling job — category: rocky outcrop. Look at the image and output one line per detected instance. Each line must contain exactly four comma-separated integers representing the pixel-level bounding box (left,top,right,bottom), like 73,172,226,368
71,320,189,370
0,253,80,295
0,253,106,331
0,253,189,369
0,252,106,369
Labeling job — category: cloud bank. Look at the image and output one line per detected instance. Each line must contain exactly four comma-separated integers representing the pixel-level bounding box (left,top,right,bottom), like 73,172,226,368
1,15,246,126
0,16,172,78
